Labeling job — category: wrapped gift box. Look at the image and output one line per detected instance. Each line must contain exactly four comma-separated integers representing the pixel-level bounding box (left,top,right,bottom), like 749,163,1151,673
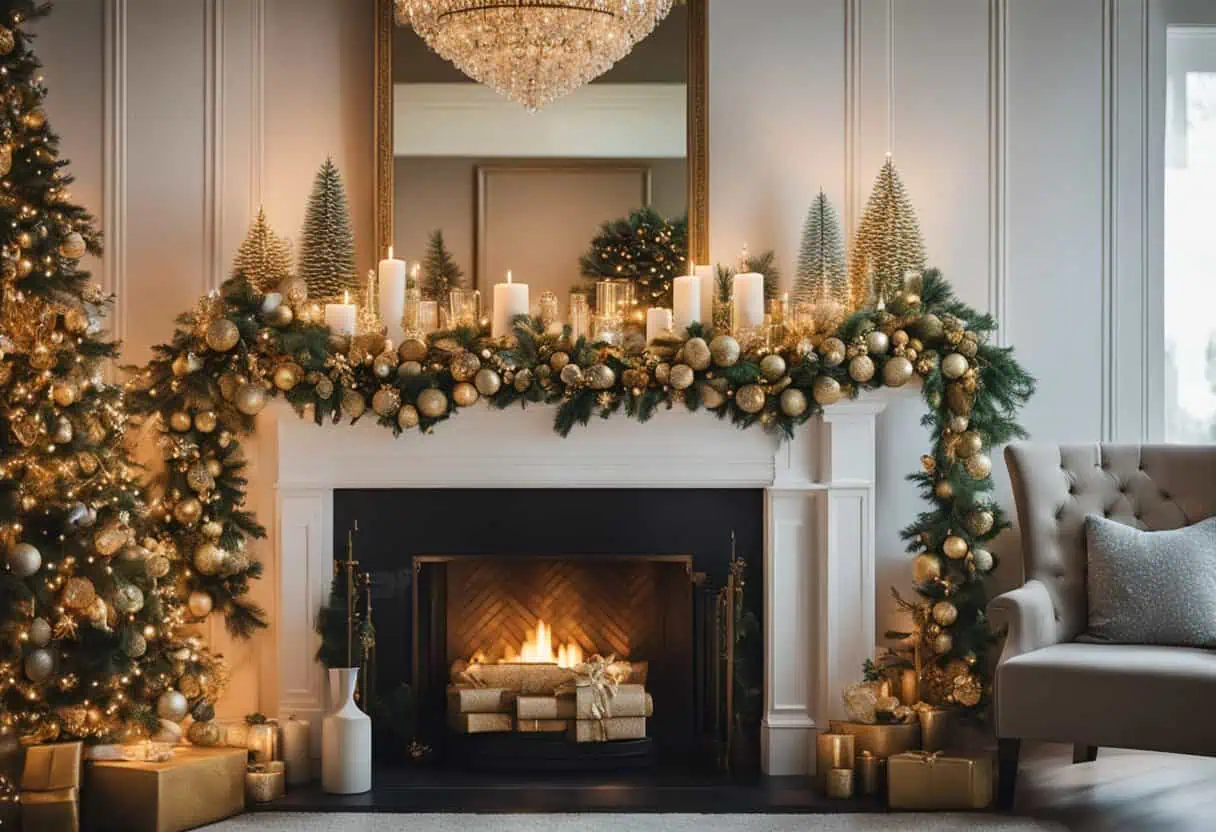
887,750,994,810
516,695,576,721
828,720,920,759
569,717,646,743
84,746,246,832
516,719,570,733
458,663,575,695
449,712,513,734
449,686,514,714
21,741,82,832
572,684,652,719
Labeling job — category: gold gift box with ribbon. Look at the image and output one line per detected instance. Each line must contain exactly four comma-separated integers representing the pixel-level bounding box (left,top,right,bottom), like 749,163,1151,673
827,719,920,760
21,741,82,832
887,750,994,810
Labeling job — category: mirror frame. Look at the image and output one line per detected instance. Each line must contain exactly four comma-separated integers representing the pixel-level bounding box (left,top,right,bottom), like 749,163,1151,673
374,0,709,266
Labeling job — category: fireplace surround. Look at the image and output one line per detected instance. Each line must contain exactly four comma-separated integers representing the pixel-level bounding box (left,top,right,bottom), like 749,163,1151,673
259,395,893,775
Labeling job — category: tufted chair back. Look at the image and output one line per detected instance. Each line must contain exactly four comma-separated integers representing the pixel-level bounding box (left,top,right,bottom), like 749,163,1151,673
1004,443,1216,641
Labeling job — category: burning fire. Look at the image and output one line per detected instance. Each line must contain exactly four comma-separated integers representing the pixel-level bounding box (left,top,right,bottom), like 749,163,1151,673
500,619,584,669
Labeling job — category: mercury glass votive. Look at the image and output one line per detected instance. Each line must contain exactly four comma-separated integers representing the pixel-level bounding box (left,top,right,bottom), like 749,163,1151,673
569,292,590,341
538,291,560,327
449,288,481,327
419,300,439,334
402,286,422,336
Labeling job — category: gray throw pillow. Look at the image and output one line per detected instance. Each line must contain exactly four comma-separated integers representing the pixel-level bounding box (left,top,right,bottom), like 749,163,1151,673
1082,514,1216,648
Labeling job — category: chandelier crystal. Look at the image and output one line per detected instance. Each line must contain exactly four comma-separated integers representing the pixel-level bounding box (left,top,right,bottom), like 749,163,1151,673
396,0,674,111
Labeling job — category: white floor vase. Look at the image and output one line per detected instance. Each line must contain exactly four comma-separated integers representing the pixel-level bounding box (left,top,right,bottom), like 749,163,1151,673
321,667,372,794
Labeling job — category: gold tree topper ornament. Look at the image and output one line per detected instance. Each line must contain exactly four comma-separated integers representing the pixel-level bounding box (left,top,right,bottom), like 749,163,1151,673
849,154,927,309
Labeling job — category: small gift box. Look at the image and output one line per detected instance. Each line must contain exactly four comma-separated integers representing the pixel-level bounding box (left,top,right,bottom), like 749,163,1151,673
516,694,576,721
568,717,646,742
449,712,513,734
245,761,286,804
887,750,994,810
449,686,514,714
828,719,920,760
21,741,82,832
516,719,570,733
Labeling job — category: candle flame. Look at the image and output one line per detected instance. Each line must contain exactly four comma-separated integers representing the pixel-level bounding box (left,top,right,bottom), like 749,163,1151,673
343,290,350,304
411,263,420,277
507,270,513,284
388,245,394,259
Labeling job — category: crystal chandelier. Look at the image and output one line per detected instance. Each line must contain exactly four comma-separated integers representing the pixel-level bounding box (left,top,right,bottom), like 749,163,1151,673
396,0,674,111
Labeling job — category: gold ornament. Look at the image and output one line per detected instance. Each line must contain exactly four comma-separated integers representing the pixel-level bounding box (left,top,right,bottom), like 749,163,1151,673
955,431,983,459
125,631,147,657
30,617,52,647
186,463,214,493
60,231,87,259
941,353,969,379
820,337,846,367
865,330,890,355
965,453,992,479
24,109,46,129
513,368,533,392
0,143,9,176
948,414,970,433
971,548,994,573
6,542,41,577
913,553,942,584
93,526,127,557
934,480,954,499
417,388,448,419
62,576,97,609
0,27,13,56
587,364,616,390
397,404,420,429
205,318,240,352
622,368,650,391
194,410,218,433
29,342,54,369
943,535,969,560
735,384,766,414
174,497,203,526
698,382,726,409
157,690,189,722
342,390,367,419
187,719,222,747
669,364,694,390
266,303,294,328
932,632,953,656
51,380,78,407
218,372,241,400
559,363,584,386
549,351,570,371
202,520,224,539
848,156,927,307
235,383,268,416
453,382,479,407
759,354,787,381
300,300,324,324
881,355,914,387
812,375,842,406
892,329,910,348
709,335,741,367
398,337,428,363
146,555,170,578
273,362,302,391
372,387,401,417
282,276,308,306
918,313,944,341
683,337,711,371
848,355,876,383
946,383,972,417
399,360,423,378
188,591,214,618
932,601,959,627
451,352,481,382
114,584,145,614
367,352,392,380
168,410,193,432
967,509,995,536
194,542,227,575
654,363,671,385
474,368,502,397
957,335,979,358
780,388,808,417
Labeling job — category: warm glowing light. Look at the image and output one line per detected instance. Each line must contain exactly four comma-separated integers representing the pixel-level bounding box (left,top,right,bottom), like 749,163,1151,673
506,270,513,285
499,619,583,668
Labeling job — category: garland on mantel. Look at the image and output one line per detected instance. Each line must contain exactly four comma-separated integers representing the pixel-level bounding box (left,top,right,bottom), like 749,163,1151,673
126,269,1034,711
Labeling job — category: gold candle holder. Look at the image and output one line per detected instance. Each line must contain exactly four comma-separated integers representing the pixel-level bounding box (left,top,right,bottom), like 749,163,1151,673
816,732,855,785
245,761,286,803
856,750,880,796
899,668,920,706
826,767,855,799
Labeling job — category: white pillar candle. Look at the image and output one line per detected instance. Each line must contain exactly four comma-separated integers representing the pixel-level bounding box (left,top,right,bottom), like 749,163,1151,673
646,307,673,346
732,272,766,331
324,291,357,337
492,270,529,339
672,274,702,334
378,247,407,345
693,264,715,328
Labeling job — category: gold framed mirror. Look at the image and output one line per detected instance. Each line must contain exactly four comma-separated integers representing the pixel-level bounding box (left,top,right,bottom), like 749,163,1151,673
374,0,708,307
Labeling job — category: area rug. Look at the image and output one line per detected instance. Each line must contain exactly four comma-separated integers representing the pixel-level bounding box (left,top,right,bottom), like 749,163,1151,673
204,812,1066,831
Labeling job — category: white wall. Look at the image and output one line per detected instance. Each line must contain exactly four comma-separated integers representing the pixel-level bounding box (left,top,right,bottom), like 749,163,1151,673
34,0,1153,710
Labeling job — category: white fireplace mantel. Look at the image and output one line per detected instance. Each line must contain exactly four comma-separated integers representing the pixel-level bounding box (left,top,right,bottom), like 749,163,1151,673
259,397,894,776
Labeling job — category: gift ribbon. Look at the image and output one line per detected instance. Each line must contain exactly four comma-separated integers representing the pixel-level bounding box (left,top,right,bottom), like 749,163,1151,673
557,654,626,722
904,751,944,765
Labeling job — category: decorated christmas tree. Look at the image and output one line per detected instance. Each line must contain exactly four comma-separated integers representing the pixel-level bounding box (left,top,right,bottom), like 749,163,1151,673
421,228,465,307
580,207,688,308
298,157,358,302
232,207,293,293
0,0,247,744
794,191,848,306
849,155,926,309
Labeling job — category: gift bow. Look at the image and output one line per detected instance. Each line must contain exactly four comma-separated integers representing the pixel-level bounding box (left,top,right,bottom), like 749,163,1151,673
905,751,944,765
557,654,627,721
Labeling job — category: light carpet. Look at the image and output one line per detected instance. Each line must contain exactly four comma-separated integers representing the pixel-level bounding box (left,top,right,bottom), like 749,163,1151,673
203,813,1065,831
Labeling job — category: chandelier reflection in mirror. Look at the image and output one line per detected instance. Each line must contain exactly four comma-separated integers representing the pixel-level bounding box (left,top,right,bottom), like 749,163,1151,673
395,0,674,111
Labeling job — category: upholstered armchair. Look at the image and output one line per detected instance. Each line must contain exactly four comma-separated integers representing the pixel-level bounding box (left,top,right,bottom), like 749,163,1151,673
991,443,1216,808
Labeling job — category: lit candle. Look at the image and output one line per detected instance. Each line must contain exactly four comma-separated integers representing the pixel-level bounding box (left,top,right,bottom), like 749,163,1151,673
672,270,702,335
378,246,407,345
492,270,529,339
324,290,357,337
646,307,673,346
732,271,765,331
694,263,715,327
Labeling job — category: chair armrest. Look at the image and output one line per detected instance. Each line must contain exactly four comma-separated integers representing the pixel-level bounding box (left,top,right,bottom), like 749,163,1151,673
988,579,1060,664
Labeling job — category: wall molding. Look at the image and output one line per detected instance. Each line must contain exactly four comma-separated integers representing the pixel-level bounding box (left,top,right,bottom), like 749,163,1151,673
203,0,224,294
844,0,861,243
988,0,1008,346
102,0,127,345
249,0,264,214
1100,0,1118,442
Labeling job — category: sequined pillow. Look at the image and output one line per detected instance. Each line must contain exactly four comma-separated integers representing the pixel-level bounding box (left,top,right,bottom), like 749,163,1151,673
1082,514,1216,648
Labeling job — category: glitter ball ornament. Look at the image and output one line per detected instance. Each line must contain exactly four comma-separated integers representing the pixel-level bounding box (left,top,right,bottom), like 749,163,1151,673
194,542,227,575
174,497,203,526
157,690,189,723
188,591,214,618
93,526,127,558
342,390,367,419
146,555,171,578
474,368,502,397
549,351,570,371
398,361,423,379
699,382,726,409
967,509,995,536
941,353,969,379
167,410,192,432
397,404,420,429
59,231,86,259
918,313,944,340
236,383,268,416
913,553,942,584
736,384,766,414
760,354,787,381
0,143,9,176
192,701,216,722
201,520,223,539
282,276,308,306
513,368,533,393
669,364,694,390
559,363,583,386
709,335,740,367
780,388,808,417
933,633,954,656
186,463,214,493
450,352,481,382
932,601,959,627
125,632,148,658
0,27,14,56
7,543,41,577
114,584,145,614
943,535,969,560
24,648,53,683
972,548,994,573
63,306,90,334
654,363,671,385
188,719,222,747
417,388,448,419
63,576,97,609
882,356,914,387
51,380,77,407
934,480,954,499
453,382,479,407
965,453,992,479
587,364,616,390
865,330,890,355
849,355,876,383
205,318,240,352
948,414,970,433
398,338,428,363
274,362,302,391
194,410,218,433
812,376,842,406
955,431,983,459
29,617,51,647
683,337,711,371
820,337,846,367
372,387,401,417
266,304,294,327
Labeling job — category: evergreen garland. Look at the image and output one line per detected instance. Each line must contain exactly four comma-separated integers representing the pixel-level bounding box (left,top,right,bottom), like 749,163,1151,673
794,191,848,306
421,229,465,307
298,157,358,302
580,207,688,308
232,207,293,293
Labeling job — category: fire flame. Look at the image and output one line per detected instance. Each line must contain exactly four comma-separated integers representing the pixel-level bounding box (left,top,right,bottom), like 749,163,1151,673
500,619,583,669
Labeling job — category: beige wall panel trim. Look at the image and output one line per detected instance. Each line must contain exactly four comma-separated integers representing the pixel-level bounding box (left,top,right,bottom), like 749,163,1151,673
204,0,224,293
102,0,127,343
989,0,1008,345
1100,0,1117,441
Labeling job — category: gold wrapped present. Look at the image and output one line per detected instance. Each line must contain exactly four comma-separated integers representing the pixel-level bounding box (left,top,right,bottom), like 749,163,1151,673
828,720,920,759
517,694,576,721
84,746,246,832
887,750,994,810
569,717,646,742
449,712,513,734
516,719,570,733
245,761,286,803
458,663,575,695
21,741,81,832
449,686,514,714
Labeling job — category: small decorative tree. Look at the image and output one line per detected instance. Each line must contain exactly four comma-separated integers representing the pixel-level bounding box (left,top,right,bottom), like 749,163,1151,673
580,207,688,308
233,207,293,293
849,155,926,308
794,191,848,306
421,229,465,307
299,157,359,302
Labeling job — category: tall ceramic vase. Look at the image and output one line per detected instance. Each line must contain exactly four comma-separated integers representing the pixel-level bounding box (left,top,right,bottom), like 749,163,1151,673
321,667,371,794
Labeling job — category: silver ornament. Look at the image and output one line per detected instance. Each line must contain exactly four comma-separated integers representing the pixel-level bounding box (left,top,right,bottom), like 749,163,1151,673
587,364,616,390
66,502,97,528
865,330,890,355
373,352,397,379
559,363,584,387
759,354,787,381
157,690,189,722
24,648,53,683
7,543,41,577
709,335,740,367
474,368,502,397
29,617,51,647
972,549,994,573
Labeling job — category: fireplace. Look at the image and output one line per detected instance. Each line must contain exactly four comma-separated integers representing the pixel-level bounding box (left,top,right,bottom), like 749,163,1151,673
333,487,763,767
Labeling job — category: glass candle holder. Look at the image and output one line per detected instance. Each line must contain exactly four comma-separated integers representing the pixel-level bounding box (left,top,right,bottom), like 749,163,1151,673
569,292,590,341
449,288,481,328
419,300,439,334
402,286,422,336
538,291,560,327
592,314,623,346
596,279,636,320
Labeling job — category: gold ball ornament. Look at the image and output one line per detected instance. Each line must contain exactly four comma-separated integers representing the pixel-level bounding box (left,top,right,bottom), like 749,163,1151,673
235,383,268,416
157,690,189,723
6,542,41,577
0,27,13,56
87,597,110,629
282,276,308,306
114,584,145,614
848,355,876,383
202,520,223,539
266,303,294,328
168,410,193,432
683,337,712,371
965,453,992,479
932,633,954,656
218,372,241,400
369,351,394,380
934,480,955,500
453,382,479,407
372,387,401,417
342,390,367,420
29,342,54,370
913,553,943,585
146,555,170,579
300,301,324,325
186,463,214,493
698,382,726,410
759,354,787,381
780,388,808,417
559,363,584,387
654,363,671,385
820,337,846,367
941,352,969,379
932,601,959,627
399,360,423,378
194,410,218,433
474,368,502,397
24,109,45,130
918,313,944,340
29,617,51,647
174,497,203,526
52,415,72,444
187,591,214,618
125,631,147,658
0,143,9,177
587,364,616,390
451,352,481,382
669,364,695,390
955,431,983,459
205,318,240,352
882,355,915,388
892,330,910,348
62,576,97,610
398,338,428,363
273,362,302,391
60,231,87,260
735,384,766,414
397,404,419,429
967,509,995,537
417,388,448,419
24,649,53,683
865,330,890,355
172,352,203,378
51,380,78,407
513,368,534,393
709,335,741,367
193,542,227,575
943,535,969,560
187,719,223,747
549,351,570,372
972,548,994,573
812,375,842,406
